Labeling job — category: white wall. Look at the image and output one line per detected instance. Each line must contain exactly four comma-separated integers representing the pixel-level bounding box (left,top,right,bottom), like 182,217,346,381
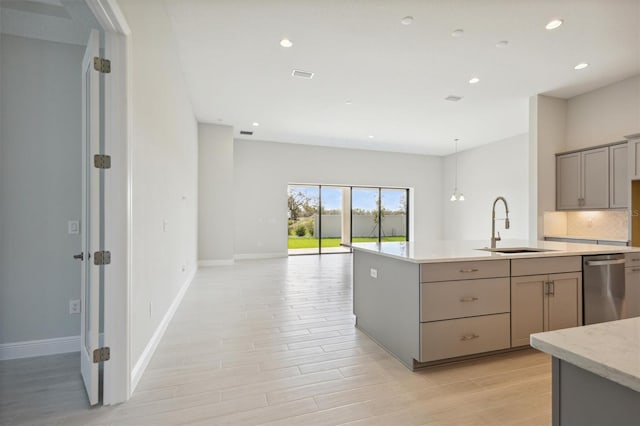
531,95,567,239
198,123,234,262
566,75,640,150
530,78,640,240
233,139,442,257
442,134,530,241
119,0,198,368
0,34,84,344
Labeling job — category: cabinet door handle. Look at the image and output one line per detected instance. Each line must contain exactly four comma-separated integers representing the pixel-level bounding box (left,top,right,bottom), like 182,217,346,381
546,281,555,296
459,296,479,302
585,259,626,266
459,268,479,273
461,334,480,341
631,268,640,272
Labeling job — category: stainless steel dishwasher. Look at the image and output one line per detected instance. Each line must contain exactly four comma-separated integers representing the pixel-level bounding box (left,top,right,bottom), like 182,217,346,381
583,254,627,325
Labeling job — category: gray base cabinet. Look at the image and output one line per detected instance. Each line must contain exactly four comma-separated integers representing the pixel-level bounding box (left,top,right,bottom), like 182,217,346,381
552,358,640,426
353,250,420,369
420,313,510,362
419,260,511,363
511,257,582,347
353,252,585,368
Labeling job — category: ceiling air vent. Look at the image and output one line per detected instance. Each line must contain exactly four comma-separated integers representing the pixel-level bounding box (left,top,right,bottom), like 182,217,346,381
240,130,253,136
445,95,463,102
292,69,314,79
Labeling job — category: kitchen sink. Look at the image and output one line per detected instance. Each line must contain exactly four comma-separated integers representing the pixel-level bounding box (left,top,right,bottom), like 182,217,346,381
476,247,557,254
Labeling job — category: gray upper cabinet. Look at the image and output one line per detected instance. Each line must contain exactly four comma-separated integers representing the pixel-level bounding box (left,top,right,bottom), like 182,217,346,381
627,134,640,180
557,147,608,210
610,143,628,208
556,152,582,210
557,144,628,210
581,147,609,209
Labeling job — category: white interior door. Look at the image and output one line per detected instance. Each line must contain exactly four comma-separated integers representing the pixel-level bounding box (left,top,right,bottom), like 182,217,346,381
80,29,101,406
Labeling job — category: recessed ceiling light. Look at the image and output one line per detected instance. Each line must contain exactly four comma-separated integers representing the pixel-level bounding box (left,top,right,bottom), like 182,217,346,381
451,29,464,37
252,122,260,127
280,38,293,48
574,62,589,70
545,19,564,30
495,40,509,48
468,77,480,84
401,16,413,25
345,100,352,105
292,69,314,79
368,135,374,139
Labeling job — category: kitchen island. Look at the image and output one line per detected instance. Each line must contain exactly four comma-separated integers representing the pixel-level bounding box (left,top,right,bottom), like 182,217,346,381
352,240,640,369
531,318,640,426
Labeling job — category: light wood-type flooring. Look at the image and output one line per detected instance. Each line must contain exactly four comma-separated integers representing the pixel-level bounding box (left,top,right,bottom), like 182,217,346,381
0,254,552,425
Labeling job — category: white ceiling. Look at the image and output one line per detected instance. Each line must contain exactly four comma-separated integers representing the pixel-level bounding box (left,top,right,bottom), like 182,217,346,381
166,0,640,155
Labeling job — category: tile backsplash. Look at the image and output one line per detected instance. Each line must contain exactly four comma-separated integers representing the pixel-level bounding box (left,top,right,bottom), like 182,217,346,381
544,210,629,241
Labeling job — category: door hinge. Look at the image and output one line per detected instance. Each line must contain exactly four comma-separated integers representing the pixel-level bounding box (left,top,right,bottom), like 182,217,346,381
94,154,111,169
93,57,111,73
93,347,110,363
93,251,111,265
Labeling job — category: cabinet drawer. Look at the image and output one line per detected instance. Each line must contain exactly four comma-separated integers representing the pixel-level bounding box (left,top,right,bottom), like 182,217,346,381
421,278,510,322
420,313,510,362
625,253,640,266
511,256,581,276
420,260,509,283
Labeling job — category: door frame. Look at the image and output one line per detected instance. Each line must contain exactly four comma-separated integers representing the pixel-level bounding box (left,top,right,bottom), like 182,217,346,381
80,28,101,406
85,0,131,405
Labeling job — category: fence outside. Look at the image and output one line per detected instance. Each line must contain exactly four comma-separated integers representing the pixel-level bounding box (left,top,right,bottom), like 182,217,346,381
313,214,406,238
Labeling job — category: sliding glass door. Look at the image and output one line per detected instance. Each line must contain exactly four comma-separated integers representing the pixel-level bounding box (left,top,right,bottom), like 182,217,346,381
288,185,409,255
288,185,319,254
380,188,408,242
320,186,350,254
351,188,380,244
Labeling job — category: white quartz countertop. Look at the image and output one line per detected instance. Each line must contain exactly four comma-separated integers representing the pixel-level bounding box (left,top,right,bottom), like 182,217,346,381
530,318,640,392
351,240,640,264
544,234,630,243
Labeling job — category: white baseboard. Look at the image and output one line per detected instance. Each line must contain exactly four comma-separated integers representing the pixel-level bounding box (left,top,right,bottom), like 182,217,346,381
130,269,196,393
198,259,234,266
234,252,287,260
0,335,79,361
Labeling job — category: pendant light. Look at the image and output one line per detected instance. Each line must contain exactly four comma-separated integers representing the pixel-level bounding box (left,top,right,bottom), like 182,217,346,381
450,138,464,202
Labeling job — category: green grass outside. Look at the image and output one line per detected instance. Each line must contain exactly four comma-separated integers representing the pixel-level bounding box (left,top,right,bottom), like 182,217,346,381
288,236,406,249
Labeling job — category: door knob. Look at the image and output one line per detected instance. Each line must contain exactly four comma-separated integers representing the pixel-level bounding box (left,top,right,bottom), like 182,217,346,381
73,253,84,261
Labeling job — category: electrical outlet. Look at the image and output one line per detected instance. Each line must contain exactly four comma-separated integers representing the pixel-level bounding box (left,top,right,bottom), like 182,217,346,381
69,299,81,314
370,268,378,279
68,221,80,235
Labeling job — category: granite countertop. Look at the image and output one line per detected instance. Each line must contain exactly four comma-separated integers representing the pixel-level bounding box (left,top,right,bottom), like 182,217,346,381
351,239,640,264
530,318,640,392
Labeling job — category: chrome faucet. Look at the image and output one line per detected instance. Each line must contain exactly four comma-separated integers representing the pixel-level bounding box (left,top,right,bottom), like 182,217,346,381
491,196,510,248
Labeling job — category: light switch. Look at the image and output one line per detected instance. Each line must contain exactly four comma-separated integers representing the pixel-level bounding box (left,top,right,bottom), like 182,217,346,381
370,268,378,278
68,221,80,235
